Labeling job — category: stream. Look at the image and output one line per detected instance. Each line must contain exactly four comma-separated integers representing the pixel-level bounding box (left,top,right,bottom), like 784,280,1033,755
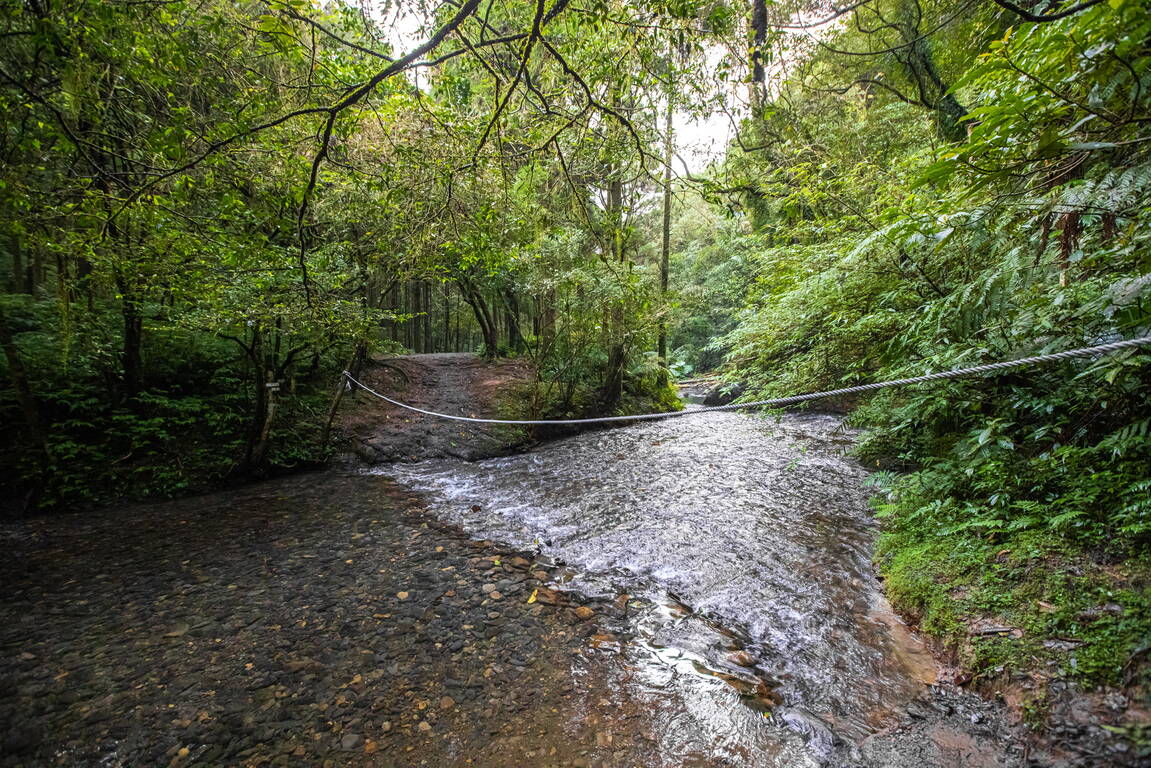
0,404,1027,767
379,410,1024,767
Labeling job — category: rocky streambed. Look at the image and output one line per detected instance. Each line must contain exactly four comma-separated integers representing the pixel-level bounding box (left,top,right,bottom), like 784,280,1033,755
1,361,1053,767
0,472,667,767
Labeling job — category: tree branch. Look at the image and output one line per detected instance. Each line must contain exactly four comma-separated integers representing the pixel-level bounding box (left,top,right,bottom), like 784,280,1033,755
987,0,1105,22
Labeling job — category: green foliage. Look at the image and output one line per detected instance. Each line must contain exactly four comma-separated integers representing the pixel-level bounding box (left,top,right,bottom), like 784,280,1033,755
679,0,1151,691
1,0,709,511
0,0,399,510
878,528,1151,688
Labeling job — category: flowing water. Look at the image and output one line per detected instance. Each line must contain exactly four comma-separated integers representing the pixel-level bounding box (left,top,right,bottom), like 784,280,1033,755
377,410,1021,767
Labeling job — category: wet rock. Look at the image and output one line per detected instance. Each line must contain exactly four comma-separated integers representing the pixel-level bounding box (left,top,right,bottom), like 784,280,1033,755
533,588,562,605
702,382,745,406
1077,604,1125,621
0,728,39,754
0,419,1043,768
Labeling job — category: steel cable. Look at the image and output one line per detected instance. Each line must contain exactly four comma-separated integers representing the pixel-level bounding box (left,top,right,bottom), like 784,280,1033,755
343,336,1151,426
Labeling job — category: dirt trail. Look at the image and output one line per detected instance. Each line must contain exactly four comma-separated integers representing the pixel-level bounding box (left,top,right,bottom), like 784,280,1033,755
339,353,534,463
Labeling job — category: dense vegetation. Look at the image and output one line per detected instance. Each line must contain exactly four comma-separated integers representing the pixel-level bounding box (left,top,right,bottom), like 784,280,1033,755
664,0,1151,714
0,0,703,509
1,0,1148,733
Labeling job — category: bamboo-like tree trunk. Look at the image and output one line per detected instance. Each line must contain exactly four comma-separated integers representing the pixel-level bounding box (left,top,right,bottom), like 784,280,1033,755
658,85,674,366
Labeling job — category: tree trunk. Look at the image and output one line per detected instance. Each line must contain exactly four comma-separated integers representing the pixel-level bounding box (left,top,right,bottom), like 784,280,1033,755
0,303,47,453
30,250,44,295
116,275,143,399
241,327,272,473
250,380,277,470
402,282,412,350
895,6,971,142
540,290,556,347
658,87,674,367
602,175,627,409
502,290,525,352
603,339,625,408
442,284,450,351
322,344,365,449
423,282,433,353
750,0,768,84
460,281,499,355
388,282,399,342
454,290,462,351
9,236,26,293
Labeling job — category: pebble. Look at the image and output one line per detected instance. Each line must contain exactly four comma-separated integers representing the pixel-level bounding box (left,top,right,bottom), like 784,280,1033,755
727,651,756,667
0,473,627,767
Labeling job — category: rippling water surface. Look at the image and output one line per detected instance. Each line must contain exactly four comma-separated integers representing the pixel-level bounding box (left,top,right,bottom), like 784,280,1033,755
378,410,1008,766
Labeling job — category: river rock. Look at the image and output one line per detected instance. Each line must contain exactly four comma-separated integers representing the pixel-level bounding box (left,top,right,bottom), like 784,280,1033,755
727,651,756,667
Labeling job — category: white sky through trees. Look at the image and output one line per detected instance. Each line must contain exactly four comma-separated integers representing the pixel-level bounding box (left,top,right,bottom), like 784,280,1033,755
371,0,738,173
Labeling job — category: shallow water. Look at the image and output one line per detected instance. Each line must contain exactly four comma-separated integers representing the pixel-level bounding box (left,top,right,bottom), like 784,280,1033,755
378,410,1006,766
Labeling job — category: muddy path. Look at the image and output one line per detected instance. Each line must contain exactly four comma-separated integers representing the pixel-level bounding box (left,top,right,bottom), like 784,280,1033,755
339,353,534,463
0,354,1077,767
